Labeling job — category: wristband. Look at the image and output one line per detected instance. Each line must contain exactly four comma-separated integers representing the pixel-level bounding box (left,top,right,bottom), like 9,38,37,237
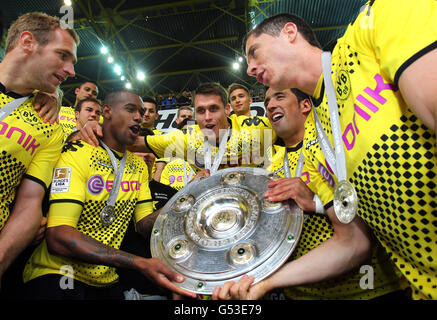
313,194,324,214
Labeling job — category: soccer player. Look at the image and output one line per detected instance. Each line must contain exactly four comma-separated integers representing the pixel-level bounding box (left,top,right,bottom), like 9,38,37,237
58,81,99,139
22,90,196,299
213,88,404,300
79,82,277,174
227,83,253,117
174,105,193,127
74,97,101,130
0,12,77,288
215,0,437,300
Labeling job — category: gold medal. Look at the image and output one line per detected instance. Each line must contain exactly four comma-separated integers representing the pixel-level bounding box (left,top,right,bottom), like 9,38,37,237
334,180,358,224
100,205,115,226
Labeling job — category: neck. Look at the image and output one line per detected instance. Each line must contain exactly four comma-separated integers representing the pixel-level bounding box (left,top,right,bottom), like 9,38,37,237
101,127,126,153
141,123,154,129
0,57,36,96
294,47,323,96
282,128,304,148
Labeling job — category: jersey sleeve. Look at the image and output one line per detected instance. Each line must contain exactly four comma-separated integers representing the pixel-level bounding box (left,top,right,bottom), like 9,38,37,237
145,129,186,159
357,0,437,86
24,126,64,191
47,144,89,227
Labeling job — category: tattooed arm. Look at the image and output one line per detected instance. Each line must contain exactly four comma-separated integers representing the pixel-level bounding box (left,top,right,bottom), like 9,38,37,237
135,210,160,240
45,225,196,298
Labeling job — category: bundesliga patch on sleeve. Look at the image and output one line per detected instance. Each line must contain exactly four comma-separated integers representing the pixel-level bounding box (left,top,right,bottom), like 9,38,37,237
51,167,72,193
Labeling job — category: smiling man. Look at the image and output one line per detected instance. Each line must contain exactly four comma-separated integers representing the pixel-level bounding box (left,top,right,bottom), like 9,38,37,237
143,82,276,173
222,0,436,300
0,12,78,291
214,88,403,300
227,83,253,117
22,90,195,300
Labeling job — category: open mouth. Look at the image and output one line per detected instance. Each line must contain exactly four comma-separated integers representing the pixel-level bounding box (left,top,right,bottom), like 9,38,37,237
270,112,284,123
54,74,65,84
256,72,264,84
129,125,140,136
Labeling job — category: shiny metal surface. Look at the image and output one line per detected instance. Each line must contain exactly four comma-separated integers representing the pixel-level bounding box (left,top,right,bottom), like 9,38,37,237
151,167,303,294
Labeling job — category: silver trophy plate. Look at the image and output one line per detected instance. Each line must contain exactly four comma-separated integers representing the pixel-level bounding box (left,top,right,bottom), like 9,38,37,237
150,167,304,294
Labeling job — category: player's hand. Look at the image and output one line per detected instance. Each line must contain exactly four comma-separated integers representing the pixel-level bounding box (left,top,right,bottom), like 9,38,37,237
189,169,210,183
78,120,102,146
30,216,47,246
34,91,60,124
133,152,156,179
140,258,197,299
264,177,315,212
212,275,267,300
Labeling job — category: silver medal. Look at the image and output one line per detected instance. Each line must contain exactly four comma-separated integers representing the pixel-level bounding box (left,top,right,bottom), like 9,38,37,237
333,180,358,224
100,205,115,226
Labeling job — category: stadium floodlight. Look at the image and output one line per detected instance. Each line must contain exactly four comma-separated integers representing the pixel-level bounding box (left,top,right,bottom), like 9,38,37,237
136,71,146,81
107,56,114,64
100,46,108,54
232,62,240,70
125,82,132,89
114,64,122,75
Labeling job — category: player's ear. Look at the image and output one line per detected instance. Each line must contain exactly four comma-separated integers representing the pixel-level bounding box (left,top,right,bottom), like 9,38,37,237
102,104,112,119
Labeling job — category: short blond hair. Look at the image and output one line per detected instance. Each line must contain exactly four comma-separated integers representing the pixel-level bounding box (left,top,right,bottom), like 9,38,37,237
5,12,79,53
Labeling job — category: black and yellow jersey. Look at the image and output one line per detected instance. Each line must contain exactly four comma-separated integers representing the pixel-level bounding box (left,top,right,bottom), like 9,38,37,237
58,106,77,141
304,0,437,299
267,133,403,299
146,115,276,171
0,85,64,231
23,140,153,287
160,158,196,191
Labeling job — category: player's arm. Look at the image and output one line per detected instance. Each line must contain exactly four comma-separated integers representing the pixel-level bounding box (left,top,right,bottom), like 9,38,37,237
45,222,196,298
0,178,46,279
213,207,372,300
398,49,437,133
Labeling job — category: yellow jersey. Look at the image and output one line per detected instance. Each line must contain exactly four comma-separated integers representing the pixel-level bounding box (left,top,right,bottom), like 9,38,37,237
23,141,153,287
267,135,402,299
304,0,437,299
160,158,196,191
58,105,77,141
0,85,63,230
146,115,276,171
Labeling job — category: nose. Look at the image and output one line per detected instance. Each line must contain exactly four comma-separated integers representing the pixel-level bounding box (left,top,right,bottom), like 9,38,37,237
246,61,256,77
134,110,142,123
65,62,75,78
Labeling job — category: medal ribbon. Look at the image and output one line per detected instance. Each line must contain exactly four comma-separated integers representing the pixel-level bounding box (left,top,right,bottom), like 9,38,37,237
182,160,194,186
100,140,127,208
312,52,348,182
204,127,230,175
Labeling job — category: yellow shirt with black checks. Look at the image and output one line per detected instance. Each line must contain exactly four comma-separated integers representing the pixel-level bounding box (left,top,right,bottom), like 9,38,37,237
304,0,437,299
23,141,153,287
0,89,63,231
146,115,276,171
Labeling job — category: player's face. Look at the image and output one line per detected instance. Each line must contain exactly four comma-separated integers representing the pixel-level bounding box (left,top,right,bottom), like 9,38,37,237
110,93,144,147
194,93,229,142
33,28,77,93
245,32,294,91
229,88,252,116
142,102,158,128
265,88,303,139
75,101,101,128
176,109,193,124
75,82,98,101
